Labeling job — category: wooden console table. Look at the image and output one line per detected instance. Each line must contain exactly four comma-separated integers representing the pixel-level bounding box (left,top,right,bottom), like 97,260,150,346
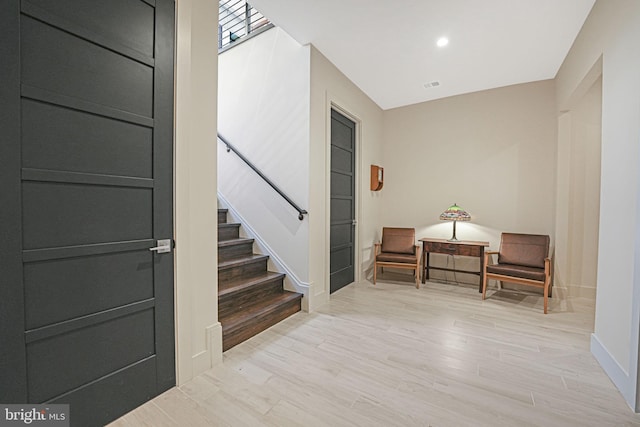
419,238,489,292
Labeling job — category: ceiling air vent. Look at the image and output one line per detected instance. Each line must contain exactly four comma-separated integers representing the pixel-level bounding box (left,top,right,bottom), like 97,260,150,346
424,81,441,88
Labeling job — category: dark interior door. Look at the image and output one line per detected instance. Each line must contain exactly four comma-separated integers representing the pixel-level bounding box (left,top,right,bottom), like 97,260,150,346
0,1,176,426
330,109,356,293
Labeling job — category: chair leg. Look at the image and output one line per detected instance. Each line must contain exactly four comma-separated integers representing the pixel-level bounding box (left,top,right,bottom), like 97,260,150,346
482,274,488,300
373,263,377,285
543,280,550,314
415,267,419,289
544,276,551,314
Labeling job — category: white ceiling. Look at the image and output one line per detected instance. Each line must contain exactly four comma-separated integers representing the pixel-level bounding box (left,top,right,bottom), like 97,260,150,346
248,0,595,110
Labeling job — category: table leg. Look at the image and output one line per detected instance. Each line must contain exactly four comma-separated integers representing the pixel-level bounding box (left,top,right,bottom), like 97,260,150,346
424,252,430,283
478,247,484,293
421,246,426,284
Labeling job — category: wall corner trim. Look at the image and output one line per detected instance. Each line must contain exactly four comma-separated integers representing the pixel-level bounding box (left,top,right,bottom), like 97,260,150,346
207,322,223,367
189,322,223,382
591,333,635,410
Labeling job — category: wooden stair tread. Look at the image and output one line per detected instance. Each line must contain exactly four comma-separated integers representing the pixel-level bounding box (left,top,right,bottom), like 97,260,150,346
218,222,240,229
219,271,285,297
218,237,254,248
220,291,302,333
216,205,302,351
218,254,268,270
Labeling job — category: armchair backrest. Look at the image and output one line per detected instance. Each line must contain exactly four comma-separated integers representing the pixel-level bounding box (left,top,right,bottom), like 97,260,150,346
381,227,415,254
498,233,550,268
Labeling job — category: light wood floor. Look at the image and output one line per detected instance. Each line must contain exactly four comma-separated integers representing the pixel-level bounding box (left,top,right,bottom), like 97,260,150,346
109,275,640,426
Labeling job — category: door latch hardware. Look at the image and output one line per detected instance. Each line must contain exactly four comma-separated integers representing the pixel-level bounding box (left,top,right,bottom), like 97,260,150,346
149,239,172,253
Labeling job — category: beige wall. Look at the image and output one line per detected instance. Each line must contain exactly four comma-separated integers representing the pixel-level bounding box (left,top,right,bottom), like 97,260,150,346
381,81,557,284
218,28,311,300
556,0,640,408
554,77,602,299
309,47,385,309
175,0,221,385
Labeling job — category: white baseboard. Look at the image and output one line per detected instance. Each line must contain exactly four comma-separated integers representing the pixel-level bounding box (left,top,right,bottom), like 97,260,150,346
208,323,223,367
591,333,634,410
217,192,310,311
307,282,329,312
191,322,223,377
553,284,597,299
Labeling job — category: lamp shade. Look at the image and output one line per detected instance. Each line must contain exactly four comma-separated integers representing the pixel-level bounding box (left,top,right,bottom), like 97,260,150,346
439,204,471,222
439,203,470,241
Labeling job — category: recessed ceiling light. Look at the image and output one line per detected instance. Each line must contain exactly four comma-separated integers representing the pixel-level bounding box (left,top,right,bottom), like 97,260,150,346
437,37,449,47
424,81,441,89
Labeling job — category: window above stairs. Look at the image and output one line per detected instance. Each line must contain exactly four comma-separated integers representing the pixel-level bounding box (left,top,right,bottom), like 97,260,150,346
218,0,273,53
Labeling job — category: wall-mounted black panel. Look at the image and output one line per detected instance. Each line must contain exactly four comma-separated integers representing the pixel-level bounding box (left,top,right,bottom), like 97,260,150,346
22,100,152,178
21,16,153,117
27,309,155,402
24,0,155,58
22,182,152,249
24,250,154,330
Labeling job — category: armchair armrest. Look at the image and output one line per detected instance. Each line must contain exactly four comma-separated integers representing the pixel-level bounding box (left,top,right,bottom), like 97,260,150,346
484,251,498,267
414,245,420,262
374,242,381,255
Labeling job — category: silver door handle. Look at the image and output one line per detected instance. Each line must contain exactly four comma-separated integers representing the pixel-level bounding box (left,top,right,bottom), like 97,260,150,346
149,239,172,253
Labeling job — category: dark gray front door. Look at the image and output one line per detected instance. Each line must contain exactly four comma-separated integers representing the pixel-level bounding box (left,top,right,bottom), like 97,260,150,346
330,109,356,293
0,1,175,426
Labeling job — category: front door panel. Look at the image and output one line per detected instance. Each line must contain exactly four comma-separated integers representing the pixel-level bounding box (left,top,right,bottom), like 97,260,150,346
0,1,176,425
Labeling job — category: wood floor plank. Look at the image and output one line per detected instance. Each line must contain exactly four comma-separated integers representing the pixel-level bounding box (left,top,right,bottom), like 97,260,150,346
109,279,640,426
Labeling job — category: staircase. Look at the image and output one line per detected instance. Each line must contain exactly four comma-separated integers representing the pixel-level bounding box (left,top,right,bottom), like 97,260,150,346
218,208,303,351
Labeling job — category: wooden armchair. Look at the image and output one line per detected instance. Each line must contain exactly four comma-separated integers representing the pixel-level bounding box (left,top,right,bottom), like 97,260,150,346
482,233,552,313
374,227,421,288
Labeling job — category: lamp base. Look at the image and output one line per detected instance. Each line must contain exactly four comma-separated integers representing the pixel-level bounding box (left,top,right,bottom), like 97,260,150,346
448,220,458,242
